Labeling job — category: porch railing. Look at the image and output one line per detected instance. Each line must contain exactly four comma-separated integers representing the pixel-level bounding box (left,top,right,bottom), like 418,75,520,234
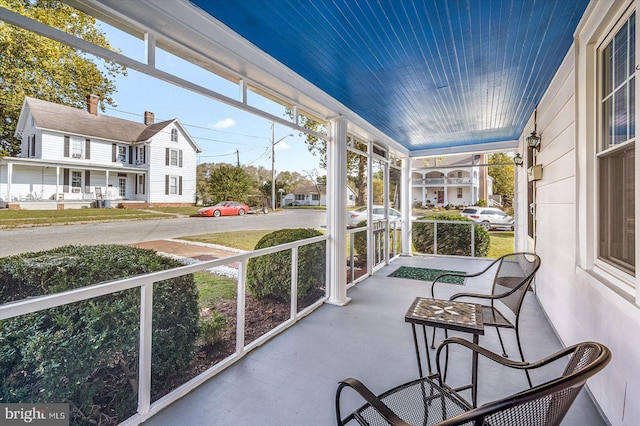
347,220,401,287
411,219,482,257
0,235,328,426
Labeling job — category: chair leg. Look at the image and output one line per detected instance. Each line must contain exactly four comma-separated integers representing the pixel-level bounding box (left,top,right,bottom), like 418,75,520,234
430,326,437,349
495,327,508,357
515,330,533,388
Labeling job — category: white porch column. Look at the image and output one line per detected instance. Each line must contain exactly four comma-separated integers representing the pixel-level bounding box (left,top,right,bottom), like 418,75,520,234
55,166,60,199
6,162,12,201
326,116,350,306
401,157,413,255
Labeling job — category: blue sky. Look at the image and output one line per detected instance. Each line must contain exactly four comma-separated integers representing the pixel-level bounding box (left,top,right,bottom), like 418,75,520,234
97,23,321,175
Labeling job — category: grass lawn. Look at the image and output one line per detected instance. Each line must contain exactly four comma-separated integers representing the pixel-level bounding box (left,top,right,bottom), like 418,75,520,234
487,231,515,258
194,271,237,308
0,208,173,228
180,230,273,251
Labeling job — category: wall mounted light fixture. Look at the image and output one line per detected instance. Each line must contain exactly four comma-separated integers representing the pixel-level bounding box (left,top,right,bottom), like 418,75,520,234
527,109,541,151
514,153,524,167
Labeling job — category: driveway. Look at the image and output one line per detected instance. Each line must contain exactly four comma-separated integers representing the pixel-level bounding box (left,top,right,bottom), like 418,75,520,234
0,210,326,257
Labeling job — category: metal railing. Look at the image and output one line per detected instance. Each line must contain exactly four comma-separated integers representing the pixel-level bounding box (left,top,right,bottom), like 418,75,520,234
411,219,483,257
0,235,328,425
347,220,401,287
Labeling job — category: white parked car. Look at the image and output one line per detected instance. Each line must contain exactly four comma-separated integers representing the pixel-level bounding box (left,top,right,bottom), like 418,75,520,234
347,206,404,228
460,207,514,230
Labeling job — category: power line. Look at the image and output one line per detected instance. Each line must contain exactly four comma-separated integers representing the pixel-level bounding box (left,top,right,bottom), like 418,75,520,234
103,106,271,141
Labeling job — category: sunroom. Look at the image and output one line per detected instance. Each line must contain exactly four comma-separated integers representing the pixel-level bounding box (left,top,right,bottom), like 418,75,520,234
0,0,638,425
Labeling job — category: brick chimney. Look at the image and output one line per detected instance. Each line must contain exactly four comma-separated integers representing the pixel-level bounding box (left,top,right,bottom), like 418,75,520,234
144,111,155,125
86,94,99,115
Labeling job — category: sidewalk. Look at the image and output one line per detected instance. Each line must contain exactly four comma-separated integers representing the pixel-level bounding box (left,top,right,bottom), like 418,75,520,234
130,239,244,276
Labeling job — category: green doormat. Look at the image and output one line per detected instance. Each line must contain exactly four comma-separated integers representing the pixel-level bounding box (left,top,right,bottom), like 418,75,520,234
388,266,466,285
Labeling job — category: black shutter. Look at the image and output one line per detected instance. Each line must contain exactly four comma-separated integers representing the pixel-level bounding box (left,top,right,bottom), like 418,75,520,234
179,176,183,195
85,139,91,159
165,175,169,195
85,170,91,193
63,169,69,192
64,136,70,157
179,150,183,168
129,146,133,164
135,175,138,195
112,144,117,162
142,146,146,164
142,175,146,195
166,148,170,166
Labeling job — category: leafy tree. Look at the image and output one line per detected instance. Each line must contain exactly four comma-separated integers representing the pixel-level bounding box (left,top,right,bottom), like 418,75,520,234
304,168,326,200
276,170,307,192
207,163,251,203
488,153,515,205
286,108,368,205
0,0,126,156
243,165,272,194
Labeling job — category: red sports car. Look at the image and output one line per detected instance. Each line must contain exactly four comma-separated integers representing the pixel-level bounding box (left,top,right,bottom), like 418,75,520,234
197,201,249,217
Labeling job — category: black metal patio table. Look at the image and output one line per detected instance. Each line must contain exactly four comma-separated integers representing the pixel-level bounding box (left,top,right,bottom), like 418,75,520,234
405,297,484,406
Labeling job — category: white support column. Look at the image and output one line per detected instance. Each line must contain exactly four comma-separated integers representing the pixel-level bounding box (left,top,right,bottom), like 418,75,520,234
366,142,373,275
55,166,60,200
383,161,390,264
326,116,350,306
401,157,413,255
6,162,12,201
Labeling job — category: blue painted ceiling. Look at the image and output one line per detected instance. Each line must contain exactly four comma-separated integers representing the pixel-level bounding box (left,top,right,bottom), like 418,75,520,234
190,0,590,152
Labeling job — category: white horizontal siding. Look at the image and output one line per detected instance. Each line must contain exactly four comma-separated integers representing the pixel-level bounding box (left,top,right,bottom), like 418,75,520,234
147,124,197,203
521,1,640,424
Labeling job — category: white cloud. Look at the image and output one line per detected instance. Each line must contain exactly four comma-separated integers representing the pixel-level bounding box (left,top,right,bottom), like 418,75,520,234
274,141,291,151
211,118,236,129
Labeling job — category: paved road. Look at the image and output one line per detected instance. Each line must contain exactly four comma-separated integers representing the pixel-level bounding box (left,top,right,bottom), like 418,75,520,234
0,210,327,257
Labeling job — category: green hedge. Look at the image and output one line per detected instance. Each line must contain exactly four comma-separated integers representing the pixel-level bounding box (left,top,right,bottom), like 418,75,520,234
246,228,325,301
0,245,199,425
352,220,368,258
413,214,490,257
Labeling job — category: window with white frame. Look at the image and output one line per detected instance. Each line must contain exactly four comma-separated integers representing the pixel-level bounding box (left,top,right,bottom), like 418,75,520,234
169,176,178,194
312,194,320,201
71,171,82,191
72,139,82,158
171,128,178,142
170,149,178,166
598,11,636,279
28,135,35,157
118,145,127,162
457,188,463,198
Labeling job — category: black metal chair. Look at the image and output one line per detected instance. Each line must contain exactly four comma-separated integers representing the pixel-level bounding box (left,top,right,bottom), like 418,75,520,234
430,252,541,386
336,338,611,426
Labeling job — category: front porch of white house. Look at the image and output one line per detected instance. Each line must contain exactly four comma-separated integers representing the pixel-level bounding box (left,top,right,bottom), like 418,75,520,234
142,255,605,426
0,158,147,209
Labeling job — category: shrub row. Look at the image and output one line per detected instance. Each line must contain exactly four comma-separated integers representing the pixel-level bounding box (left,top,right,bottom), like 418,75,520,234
246,228,325,301
0,245,199,425
413,214,490,257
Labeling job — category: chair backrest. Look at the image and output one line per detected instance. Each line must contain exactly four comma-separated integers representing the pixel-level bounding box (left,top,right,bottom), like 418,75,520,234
491,252,541,316
441,341,611,426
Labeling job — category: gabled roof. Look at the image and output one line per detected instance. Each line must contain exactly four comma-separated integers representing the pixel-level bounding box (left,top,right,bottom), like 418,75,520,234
17,97,201,152
292,185,325,195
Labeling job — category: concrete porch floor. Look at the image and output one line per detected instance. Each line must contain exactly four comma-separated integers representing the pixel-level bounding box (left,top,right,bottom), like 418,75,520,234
144,255,607,426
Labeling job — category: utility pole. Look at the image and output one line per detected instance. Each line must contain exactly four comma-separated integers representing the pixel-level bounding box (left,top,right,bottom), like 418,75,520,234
236,149,240,167
271,123,293,211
